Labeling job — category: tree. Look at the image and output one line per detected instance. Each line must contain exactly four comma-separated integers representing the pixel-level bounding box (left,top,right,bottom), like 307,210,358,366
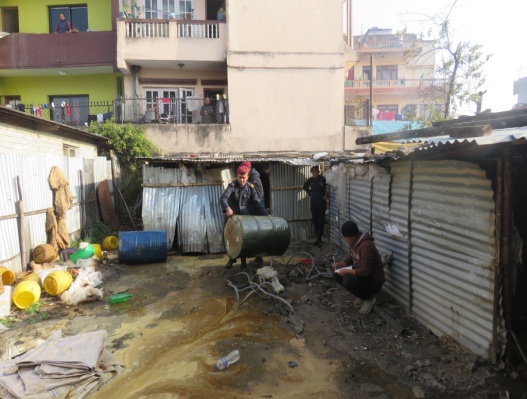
88,120,159,209
417,0,492,119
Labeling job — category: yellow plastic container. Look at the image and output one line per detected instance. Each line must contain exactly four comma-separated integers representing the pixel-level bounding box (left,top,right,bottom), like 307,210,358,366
102,236,119,250
43,270,73,296
92,244,103,259
0,266,15,286
12,280,41,309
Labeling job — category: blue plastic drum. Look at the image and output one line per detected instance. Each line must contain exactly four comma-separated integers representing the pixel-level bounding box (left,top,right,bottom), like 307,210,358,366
118,231,167,264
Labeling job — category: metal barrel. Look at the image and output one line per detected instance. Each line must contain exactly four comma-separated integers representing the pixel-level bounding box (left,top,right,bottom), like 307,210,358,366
224,215,290,258
118,230,167,264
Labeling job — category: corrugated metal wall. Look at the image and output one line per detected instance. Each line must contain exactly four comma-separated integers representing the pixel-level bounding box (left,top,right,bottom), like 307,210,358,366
270,164,313,241
142,165,224,253
410,160,496,357
0,154,111,273
328,160,499,358
384,162,411,308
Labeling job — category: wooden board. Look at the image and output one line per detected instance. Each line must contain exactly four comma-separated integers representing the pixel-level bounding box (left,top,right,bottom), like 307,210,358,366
97,179,119,229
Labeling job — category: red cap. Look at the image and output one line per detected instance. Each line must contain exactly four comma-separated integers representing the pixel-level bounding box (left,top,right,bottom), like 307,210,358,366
240,161,251,169
237,165,250,174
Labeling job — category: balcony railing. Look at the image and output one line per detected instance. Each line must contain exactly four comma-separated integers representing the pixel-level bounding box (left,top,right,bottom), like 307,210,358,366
345,79,446,89
11,96,229,127
345,101,370,127
124,19,221,39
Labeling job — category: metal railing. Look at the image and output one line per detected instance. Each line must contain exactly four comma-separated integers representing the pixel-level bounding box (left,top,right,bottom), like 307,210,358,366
345,78,446,89
345,100,369,127
12,97,230,127
124,19,220,39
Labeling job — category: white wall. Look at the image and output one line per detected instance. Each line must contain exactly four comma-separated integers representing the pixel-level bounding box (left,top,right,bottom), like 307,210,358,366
226,0,347,153
0,123,99,159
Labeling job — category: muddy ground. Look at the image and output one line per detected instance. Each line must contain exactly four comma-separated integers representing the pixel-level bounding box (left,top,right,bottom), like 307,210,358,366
1,240,526,399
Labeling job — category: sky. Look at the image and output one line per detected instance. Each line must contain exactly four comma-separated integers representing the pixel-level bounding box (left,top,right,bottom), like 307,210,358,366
349,0,527,114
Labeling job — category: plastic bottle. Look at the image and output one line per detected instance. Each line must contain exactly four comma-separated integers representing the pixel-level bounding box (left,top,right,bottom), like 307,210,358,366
214,350,240,370
108,293,133,304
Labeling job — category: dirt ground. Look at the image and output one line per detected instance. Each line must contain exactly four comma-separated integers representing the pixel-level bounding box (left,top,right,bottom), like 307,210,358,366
1,240,526,399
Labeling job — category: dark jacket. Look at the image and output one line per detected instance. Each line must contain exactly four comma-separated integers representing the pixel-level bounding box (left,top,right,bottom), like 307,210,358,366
246,168,265,215
344,232,385,285
303,175,327,209
220,181,268,216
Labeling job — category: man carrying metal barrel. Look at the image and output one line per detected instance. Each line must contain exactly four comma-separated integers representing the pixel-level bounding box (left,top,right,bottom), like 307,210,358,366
220,163,268,272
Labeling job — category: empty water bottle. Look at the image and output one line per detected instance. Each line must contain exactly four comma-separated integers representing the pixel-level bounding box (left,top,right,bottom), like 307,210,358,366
214,349,240,370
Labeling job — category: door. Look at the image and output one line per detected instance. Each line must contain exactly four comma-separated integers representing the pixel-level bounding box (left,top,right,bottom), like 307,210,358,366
1,7,19,33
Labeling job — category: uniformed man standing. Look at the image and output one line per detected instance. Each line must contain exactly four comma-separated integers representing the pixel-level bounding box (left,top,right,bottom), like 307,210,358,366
220,162,268,272
303,165,327,248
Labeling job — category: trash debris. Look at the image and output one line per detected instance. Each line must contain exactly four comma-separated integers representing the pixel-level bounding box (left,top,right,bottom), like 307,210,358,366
287,361,298,368
215,350,240,370
0,329,123,398
108,293,133,305
60,266,103,306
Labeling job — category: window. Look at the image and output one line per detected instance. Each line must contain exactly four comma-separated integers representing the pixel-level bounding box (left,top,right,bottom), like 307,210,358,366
2,7,19,33
49,95,89,126
145,0,193,19
49,5,88,33
145,88,195,123
362,66,371,81
377,104,398,114
376,65,397,80
63,145,78,157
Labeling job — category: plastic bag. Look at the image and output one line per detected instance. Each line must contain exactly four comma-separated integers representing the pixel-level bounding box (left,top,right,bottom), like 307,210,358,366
60,266,104,305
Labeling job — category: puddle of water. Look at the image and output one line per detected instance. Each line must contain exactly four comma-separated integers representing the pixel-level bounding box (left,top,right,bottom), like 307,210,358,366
91,257,340,398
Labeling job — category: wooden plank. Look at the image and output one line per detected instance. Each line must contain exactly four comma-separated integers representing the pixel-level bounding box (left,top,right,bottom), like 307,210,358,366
97,179,119,229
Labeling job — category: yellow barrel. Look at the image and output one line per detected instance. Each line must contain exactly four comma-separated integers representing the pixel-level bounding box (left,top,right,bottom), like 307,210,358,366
12,280,41,309
43,270,73,296
102,236,119,250
0,266,15,285
92,244,103,259
33,244,57,264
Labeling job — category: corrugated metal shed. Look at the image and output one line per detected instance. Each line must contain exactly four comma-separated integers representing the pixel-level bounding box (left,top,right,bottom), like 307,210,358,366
270,164,313,241
327,159,502,358
410,160,496,356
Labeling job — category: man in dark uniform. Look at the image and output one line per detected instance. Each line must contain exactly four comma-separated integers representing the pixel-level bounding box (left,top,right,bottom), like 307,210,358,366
240,161,265,268
303,165,327,248
220,163,268,272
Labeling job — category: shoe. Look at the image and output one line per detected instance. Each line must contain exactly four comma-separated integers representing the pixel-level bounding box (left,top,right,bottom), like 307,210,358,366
248,257,263,267
352,298,363,308
359,296,376,314
316,240,323,248
225,259,236,269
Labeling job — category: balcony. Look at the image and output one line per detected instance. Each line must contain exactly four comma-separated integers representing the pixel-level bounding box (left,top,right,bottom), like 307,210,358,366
116,19,227,73
0,32,116,70
345,78,447,95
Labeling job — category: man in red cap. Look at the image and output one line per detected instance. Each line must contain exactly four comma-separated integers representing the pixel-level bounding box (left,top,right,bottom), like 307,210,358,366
239,161,265,267
220,162,268,272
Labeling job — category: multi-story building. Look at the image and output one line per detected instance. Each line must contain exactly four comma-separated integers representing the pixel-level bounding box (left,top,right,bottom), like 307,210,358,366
1,0,361,155
345,27,444,122
0,0,120,126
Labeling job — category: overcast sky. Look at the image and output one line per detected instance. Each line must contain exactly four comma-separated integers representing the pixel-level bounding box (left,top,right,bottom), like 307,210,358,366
349,0,526,113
